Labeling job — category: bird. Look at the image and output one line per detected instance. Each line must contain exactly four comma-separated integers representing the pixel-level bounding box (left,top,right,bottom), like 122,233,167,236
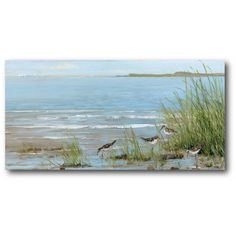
160,125,177,138
97,140,117,158
141,135,160,145
186,144,204,169
141,135,160,156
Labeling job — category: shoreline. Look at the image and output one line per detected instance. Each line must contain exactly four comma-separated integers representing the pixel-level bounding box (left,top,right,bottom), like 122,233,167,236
118,72,224,78
5,130,225,171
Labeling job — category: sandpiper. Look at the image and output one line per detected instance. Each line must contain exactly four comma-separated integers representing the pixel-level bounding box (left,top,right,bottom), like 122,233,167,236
141,135,160,156
97,140,117,158
186,144,204,169
160,125,177,138
141,135,160,145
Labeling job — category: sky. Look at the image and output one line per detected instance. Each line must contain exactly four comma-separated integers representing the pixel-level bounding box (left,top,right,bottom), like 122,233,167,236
5,60,224,77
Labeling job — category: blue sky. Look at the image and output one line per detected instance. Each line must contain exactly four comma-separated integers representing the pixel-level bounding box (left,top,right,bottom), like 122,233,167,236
5,60,224,77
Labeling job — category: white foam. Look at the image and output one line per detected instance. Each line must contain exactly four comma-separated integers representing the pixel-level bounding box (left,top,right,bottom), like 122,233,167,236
117,110,136,113
68,114,160,120
11,124,156,130
33,114,160,122
8,109,103,113
43,136,69,139
120,115,160,119
73,114,102,118
8,110,42,113
37,116,59,120
87,124,156,129
12,125,88,129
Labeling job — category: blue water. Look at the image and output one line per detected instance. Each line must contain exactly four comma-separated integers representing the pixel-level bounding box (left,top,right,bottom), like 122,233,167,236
6,76,188,110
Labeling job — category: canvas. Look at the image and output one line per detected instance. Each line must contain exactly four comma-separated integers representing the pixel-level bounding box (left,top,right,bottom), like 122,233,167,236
5,60,225,170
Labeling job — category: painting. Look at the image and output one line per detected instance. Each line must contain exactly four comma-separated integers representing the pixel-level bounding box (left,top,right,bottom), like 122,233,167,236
5,60,225,170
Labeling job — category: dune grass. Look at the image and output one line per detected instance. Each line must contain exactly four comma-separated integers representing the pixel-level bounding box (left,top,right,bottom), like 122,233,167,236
161,69,225,157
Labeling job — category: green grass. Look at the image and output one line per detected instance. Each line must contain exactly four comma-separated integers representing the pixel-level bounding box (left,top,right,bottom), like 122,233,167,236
123,128,152,162
108,128,152,162
162,68,225,157
61,138,87,167
124,128,145,161
44,138,88,169
109,128,184,167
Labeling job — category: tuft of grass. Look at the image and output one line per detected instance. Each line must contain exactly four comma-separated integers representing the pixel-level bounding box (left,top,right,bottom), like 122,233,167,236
19,143,42,153
124,128,151,161
162,68,224,157
61,138,87,167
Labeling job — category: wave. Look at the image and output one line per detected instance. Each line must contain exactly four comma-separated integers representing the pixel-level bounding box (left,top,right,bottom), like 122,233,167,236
73,114,102,118
8,110,42,113
107,115,160,119
11,124,156,130
12,125,88,129
42,136,69,139
117,110,135,113
90,124,156,129
37,116,60,120
35,114,161,121
7,109,104,113
7,110,158,115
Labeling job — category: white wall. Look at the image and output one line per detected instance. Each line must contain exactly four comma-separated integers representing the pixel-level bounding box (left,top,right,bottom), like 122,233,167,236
0,0,235,236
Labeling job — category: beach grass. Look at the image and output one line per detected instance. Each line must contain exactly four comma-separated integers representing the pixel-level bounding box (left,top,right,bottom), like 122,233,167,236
109,128,152,162
109,128,185,167
124,128,144,161
123,128,152,162
61,138,87,167
161,69,225,157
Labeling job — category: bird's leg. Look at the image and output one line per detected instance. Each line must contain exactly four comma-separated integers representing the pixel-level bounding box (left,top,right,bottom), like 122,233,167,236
151,146,154,158
103,150,107,159
104,150,108,159
195,154,198,169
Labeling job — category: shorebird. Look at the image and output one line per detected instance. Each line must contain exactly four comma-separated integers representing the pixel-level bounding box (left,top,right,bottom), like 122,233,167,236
141,135,160,145
97,140,117,158
186,144,204,169
141,135,160,155
160,125,177,138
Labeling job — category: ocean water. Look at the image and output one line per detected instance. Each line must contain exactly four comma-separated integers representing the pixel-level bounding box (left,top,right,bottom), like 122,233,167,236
6,75,187,139
5,75,223,169
6,76,188,110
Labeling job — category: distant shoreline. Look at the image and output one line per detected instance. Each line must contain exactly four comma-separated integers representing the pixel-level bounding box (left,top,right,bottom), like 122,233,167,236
118,71,224,78
7,71,224,78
